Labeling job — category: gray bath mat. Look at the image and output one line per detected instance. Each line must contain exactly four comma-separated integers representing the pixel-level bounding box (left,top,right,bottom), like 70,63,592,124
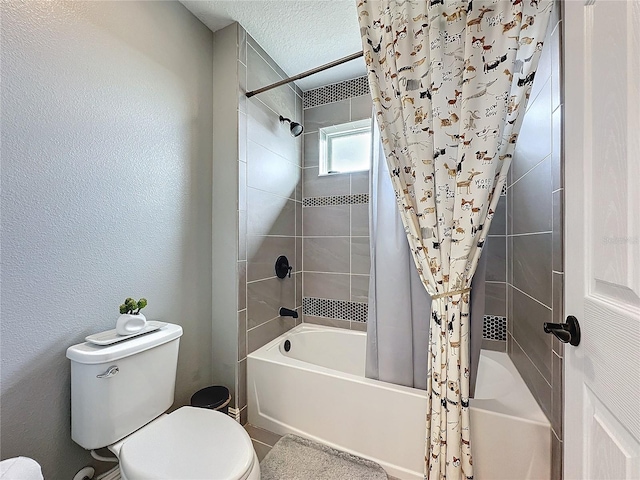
260,434,388,480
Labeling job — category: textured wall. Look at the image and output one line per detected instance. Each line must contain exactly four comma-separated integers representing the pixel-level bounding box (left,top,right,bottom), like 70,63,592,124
506,4,563,479
0,2,213,478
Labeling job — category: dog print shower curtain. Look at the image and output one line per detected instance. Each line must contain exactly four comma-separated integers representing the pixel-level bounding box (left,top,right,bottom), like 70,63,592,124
356,0,552,478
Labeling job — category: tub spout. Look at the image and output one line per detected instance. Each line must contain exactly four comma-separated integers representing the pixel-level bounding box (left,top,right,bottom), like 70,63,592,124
279,307,298,319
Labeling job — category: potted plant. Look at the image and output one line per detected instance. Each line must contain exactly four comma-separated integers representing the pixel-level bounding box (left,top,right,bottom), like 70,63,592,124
116,297,148,335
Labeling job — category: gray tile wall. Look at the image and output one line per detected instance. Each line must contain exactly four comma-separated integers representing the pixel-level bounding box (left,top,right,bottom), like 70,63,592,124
302,85,373,330
234,25,303,422
506,6,563,478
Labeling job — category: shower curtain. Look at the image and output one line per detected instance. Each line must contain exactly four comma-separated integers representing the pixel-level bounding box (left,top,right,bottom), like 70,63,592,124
357,1,552,478
366,121,487,395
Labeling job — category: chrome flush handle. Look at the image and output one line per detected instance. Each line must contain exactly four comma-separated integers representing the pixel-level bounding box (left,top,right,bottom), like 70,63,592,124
96,365,119,379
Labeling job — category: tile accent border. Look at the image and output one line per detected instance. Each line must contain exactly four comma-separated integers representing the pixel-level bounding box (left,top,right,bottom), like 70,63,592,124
483,315,507,341
303,193,369,207
303,297,367,322
303,76,370,109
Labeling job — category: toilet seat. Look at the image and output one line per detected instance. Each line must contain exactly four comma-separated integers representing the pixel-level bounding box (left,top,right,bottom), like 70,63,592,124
118,406,255,480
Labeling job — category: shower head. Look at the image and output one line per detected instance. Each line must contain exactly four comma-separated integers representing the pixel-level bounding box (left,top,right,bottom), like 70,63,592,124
279,115,304,137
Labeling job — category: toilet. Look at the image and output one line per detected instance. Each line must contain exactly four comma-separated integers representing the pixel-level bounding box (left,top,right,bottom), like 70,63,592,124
66,323,259,480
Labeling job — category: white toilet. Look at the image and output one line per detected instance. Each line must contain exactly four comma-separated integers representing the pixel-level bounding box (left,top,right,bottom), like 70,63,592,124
66,323,259,480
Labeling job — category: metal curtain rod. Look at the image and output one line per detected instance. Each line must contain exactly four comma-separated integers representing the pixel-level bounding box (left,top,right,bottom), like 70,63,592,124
245,51,364,98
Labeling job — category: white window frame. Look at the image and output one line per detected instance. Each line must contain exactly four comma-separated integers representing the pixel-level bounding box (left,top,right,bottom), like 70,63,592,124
318,119,371,176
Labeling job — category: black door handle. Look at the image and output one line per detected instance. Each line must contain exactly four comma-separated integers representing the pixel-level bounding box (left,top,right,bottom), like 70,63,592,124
543,315,581,346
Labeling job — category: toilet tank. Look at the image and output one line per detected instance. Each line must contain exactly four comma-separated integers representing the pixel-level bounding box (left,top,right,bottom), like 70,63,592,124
66,323,183,450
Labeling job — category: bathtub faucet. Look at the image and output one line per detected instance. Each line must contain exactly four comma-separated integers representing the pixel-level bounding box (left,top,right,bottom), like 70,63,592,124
279,307,299,319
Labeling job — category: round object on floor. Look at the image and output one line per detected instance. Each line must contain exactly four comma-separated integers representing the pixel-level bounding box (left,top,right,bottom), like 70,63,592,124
190,385,231,414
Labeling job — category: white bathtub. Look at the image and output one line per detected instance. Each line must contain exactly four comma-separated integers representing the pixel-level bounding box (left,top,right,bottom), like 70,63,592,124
248,324,550,480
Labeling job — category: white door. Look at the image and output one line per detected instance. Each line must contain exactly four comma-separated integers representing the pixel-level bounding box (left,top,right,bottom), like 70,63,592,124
563,1,640,479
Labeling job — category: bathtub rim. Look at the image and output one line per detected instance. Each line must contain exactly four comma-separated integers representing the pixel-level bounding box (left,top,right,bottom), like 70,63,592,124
248,323,550,426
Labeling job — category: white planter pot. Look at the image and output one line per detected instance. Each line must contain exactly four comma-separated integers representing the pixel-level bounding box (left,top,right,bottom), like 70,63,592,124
116,313,147,335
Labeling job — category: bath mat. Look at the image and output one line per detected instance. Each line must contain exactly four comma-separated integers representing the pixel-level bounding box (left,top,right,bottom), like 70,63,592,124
260,434,388,480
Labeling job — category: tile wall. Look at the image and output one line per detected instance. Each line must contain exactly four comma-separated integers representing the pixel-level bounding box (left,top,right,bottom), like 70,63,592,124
301,78,373,331
238,27,303,423
212,23,302,425
506,5,563,479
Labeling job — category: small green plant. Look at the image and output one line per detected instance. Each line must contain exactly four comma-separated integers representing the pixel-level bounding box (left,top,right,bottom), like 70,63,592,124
119,297,147,315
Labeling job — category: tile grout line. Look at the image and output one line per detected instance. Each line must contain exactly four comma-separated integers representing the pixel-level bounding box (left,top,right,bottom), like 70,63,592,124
511,284,553,311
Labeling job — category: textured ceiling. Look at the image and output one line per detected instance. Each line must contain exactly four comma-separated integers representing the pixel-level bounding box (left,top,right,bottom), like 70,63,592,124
179,0,366,91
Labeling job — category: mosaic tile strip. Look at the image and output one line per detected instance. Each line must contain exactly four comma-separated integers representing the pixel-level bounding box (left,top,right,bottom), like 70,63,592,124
483,315,507,341
303,76,370,109
303,193,369,207
303,297,368,322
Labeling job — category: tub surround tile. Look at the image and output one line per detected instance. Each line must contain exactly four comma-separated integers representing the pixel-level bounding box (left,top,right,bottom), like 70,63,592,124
237,359,247,409
552,352,563,439
351,321,367,332
486,236,506,282
296,200,303,236
247,140,299,200
510,336,552,421
351,237,371,275
512,233,553,308
304,167,351,198
303,205,350,237
485,282,506,317
552,189,564,273
511,287,552,382
481,339,506,352
238,210,247,261
247,235,295,282
489,196,507,236
247,98,298,164
303,237,350,273
511,156,553,235
238,310,247,361
303,297,367,323
304,194,369,207
552,272,564,357
350,94,373,121
552,107,563,191
350,171,370,194
304,272,351,301
238,261,247,311
513,78,552,182
303,101,351,134
238,61,247,114
303,132,319,168
351,204,370,237
295,236,303,273
483,315,506,341
247,316,296,354
247,276,295,330
246,46,296,122
296,272,303,308
551,431,563,480
351,274,370,303
303,76,369,109
303,315,351,330
247,188,296,236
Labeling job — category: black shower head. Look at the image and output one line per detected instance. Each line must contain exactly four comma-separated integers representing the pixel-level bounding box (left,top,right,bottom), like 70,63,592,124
279,115,304,137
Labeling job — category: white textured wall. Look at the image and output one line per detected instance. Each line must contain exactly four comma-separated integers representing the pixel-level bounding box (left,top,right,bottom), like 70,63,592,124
0,2,213,478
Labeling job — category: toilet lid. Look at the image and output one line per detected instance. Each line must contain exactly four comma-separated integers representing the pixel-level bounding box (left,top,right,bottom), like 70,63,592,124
119,407,254,480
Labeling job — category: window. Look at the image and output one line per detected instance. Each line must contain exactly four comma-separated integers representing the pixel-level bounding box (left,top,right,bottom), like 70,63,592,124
319,119,371,175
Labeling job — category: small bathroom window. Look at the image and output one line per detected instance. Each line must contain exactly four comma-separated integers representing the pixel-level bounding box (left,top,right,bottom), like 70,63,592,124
319,119,371,175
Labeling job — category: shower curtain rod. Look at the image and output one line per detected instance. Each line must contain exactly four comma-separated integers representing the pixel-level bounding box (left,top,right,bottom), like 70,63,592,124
245,51,364,98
